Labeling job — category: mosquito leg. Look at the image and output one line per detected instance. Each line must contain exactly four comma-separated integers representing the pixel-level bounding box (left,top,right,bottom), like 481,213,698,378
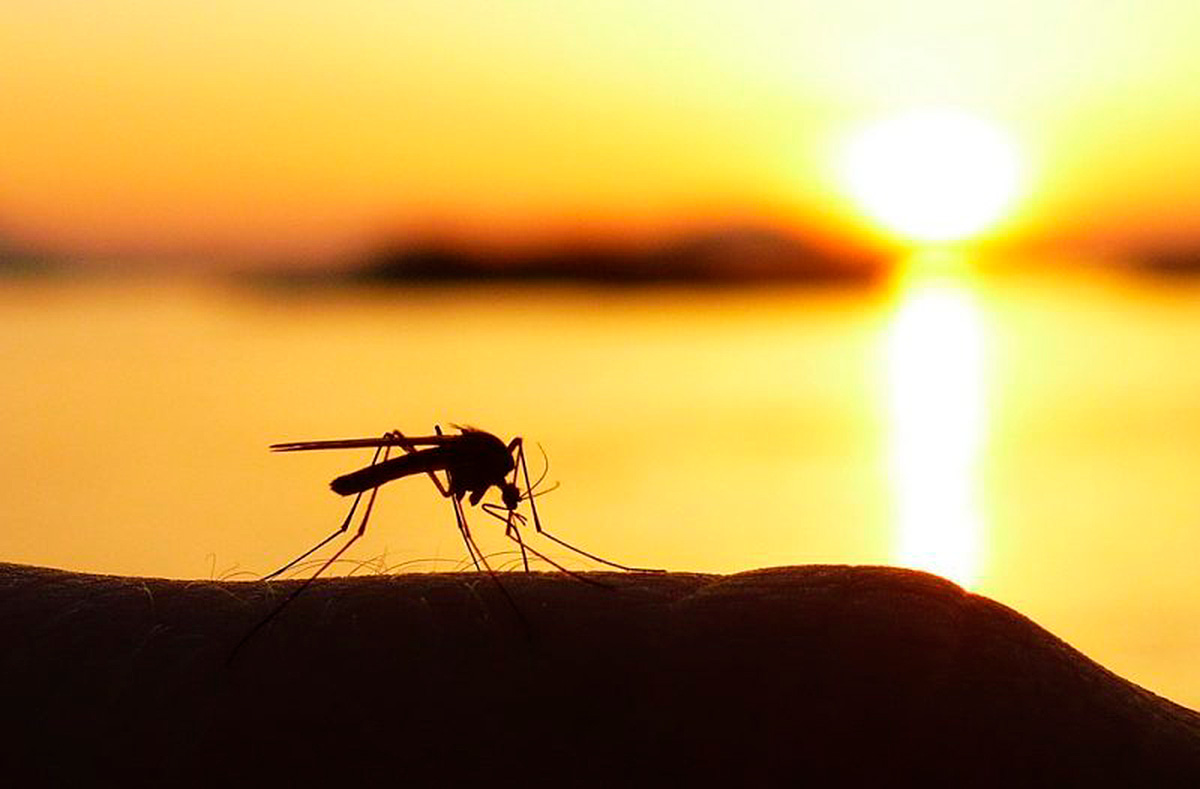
507,513,530,573
513,440,664,574
262,439,387,581
433,425,483,573
500,527,611,588
450,495,482,572
456,496,490,572
452,494,532,635
387,427,452,497
229,447,391,664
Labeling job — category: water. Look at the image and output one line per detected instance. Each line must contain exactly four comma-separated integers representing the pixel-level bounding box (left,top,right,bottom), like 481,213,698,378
1,264,1198,707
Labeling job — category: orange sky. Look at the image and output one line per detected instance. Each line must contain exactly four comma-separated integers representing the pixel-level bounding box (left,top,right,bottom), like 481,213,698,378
3,1,1199,261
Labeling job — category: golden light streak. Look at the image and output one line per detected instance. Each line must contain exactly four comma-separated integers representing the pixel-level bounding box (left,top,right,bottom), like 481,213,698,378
885,263,988,586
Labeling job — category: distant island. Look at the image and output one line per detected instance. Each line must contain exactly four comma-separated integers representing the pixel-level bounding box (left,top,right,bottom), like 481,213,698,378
1131,247,1200,278
261,226,889,288
6,223,1198,283
0,234,56,276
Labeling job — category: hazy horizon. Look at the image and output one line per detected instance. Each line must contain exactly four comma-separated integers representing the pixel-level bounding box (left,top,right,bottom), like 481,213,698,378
4,2,1200,265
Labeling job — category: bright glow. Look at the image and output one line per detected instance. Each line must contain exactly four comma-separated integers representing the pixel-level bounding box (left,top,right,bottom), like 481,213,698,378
885,268,988,586
842,109,1022,242
5,4,1200,256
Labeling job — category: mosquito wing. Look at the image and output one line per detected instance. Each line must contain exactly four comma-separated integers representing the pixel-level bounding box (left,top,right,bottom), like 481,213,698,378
271,434,458,452
329,445,457,495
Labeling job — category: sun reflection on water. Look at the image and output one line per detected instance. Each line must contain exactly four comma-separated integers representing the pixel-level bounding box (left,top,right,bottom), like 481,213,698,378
885,258,988,587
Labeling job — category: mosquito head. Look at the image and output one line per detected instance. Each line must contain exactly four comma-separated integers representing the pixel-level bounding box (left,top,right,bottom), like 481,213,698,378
501,481,521,512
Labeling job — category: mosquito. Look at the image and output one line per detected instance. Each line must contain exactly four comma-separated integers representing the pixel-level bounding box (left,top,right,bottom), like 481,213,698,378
230,425,658,660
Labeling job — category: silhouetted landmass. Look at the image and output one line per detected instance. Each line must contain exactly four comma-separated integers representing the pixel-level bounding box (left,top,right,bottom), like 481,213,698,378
2,563,1198,786
359,228,884,286
0,234,55,276
247,226,886,290
1131,247,1200,278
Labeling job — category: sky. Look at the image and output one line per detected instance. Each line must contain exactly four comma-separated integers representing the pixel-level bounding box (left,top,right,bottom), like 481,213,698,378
3,1,1199,262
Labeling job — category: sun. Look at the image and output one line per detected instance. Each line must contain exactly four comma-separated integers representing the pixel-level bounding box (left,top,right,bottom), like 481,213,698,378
840,108,1022,243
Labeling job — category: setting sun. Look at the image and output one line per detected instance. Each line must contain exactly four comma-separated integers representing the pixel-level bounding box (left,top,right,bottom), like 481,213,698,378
841,109,1023,243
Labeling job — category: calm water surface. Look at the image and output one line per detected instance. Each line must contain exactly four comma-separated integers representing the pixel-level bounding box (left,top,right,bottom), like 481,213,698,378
1,265,1198,705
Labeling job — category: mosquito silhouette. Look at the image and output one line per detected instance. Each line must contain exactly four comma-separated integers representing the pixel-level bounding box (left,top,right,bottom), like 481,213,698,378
230,425,660,660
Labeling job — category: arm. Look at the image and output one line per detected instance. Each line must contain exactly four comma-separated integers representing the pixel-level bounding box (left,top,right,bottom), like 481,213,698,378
3,563,1198,785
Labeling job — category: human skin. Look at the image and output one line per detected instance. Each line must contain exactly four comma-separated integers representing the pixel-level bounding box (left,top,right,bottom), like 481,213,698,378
2,563,1198,786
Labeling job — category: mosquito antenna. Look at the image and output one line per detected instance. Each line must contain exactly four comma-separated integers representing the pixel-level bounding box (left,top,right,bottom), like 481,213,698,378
526,442,552,493
521,481,560,502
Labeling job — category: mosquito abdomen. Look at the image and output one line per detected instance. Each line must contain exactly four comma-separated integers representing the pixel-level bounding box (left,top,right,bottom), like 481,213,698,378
330,449,451,495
